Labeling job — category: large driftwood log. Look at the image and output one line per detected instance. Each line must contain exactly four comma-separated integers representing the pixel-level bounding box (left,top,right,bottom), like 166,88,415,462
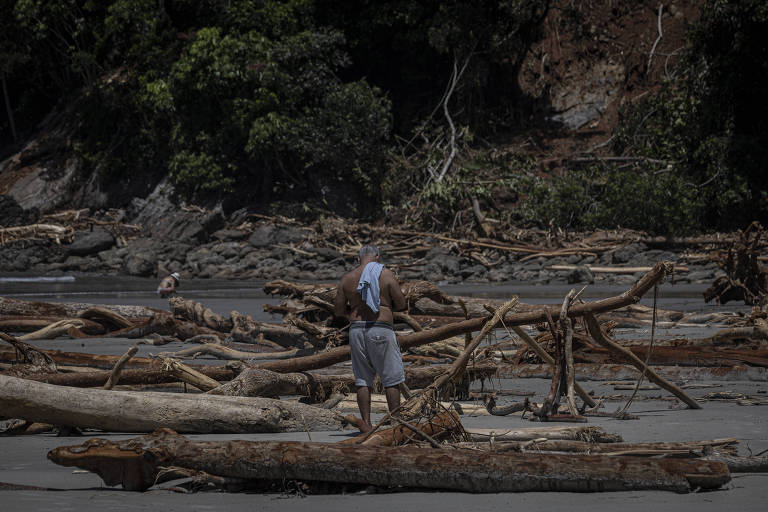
0,375,344,433
464,426,623,443
48,430,730,493
456,438,739,456
0,296,160,318
0,316,105,334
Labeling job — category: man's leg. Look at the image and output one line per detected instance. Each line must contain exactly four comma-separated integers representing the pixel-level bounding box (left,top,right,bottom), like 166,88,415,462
356,385,373,432
384,385,401,413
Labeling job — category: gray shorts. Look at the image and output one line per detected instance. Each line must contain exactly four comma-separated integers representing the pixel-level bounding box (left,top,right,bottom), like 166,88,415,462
349,321,405,388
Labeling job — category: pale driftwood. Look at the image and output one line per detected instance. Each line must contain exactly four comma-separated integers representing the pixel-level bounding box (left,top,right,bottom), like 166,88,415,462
0,296,160,319
464,426,623,443
48,430,730,492
78,307,135,330
456,438,739,455
17,319,86,341
0,316,105,334
547,265,689,274
584,313,702,409
0,375,344,433
157,343,300,361
103,346,139,390
0,223,73,243
160,358,221,392
168,297,233,332
206,365,497,400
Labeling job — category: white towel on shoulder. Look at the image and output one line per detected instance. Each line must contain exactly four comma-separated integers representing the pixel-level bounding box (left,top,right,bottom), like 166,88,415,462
357,262,384,312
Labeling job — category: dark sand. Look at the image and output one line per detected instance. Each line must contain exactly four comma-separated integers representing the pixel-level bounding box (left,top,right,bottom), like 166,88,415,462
1,277,766,511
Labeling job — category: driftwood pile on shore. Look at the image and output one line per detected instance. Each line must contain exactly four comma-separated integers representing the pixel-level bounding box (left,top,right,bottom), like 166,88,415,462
2,261,767,494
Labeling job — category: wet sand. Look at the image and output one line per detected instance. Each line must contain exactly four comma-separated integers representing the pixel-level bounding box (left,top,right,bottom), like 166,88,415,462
1,277,767,510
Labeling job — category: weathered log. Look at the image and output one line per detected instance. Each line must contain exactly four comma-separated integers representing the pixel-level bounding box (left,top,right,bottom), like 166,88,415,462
168,297,233,332
584,313,702,409
0,316,105,334
0,296,160,318
19,366,238,387
456,438,739,455
17,319,86,341
464,426,623,443
78,307,135,330
160,358,221,391
157,343,301,361
205,365,497,399
0,375,344,433
343,411,462,447
47,430,730,492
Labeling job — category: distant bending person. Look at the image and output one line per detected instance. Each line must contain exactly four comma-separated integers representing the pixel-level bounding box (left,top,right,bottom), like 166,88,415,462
334,244,407,432
157,272,180,298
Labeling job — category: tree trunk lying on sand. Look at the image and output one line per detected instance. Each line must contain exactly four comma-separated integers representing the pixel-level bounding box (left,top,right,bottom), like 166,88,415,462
47,429,730,493
0,375,344,433
0,296,160,319
455,438,739,456
12,362,496,391
463,426,623,443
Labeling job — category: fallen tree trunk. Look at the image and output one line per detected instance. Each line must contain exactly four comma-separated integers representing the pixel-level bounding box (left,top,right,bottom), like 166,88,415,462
0,375,344,433
464,426,623,443
0,296,160,318
47,430,730,492
0,316,105,334
456,438,739,456
157,343,301,361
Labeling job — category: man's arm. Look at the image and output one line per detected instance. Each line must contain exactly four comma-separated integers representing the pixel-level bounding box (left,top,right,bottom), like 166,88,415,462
332,281,349,326
387,271,407,312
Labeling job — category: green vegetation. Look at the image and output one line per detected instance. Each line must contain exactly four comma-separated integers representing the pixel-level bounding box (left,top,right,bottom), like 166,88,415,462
1,0,766,233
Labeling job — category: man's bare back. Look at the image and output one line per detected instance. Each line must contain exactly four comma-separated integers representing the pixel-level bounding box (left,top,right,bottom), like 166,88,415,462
334,265,406,324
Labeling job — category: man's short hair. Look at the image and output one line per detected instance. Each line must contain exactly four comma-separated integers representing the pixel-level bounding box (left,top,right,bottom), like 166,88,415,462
359,244,380,260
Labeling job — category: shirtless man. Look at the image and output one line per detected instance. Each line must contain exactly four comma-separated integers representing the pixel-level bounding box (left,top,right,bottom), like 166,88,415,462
334,244,407,432
157,272,180,298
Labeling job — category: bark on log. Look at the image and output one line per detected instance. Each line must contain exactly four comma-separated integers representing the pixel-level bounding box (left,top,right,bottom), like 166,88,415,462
0,375,344,433
47,430,730,492
157,343,301,361
0,332,56,371
464,426,623,443
0,296,160,318
0,316,105,334
456,438,739,455
584,313,702,409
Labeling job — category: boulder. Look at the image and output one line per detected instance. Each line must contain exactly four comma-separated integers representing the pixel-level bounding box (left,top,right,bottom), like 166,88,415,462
567,265,595,284
124,248,157,276
67,229,115,256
